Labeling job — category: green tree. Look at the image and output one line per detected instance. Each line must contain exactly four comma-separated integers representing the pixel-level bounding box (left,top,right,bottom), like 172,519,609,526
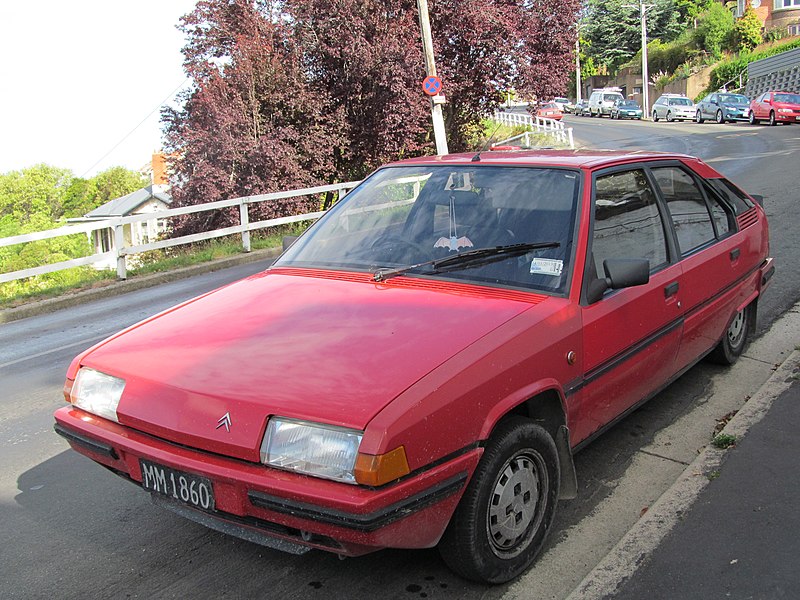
695,3,735,58
0,164,73,225
582,0,684,72
733,5,763,52
675,0,713,26
62,167,148,218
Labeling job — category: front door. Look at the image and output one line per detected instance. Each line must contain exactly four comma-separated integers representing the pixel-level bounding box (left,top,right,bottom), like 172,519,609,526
573,166,683,444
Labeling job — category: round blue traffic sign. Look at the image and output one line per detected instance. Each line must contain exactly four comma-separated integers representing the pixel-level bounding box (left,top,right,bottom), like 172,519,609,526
422,76,442,96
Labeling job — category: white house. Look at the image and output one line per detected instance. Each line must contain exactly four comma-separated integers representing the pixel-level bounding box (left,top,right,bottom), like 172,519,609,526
71,184,172,270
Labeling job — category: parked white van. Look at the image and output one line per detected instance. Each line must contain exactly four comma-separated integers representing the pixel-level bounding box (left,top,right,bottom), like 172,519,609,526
588,88,624,117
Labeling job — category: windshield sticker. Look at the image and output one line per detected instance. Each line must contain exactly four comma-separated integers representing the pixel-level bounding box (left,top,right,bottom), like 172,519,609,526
530,258,563,276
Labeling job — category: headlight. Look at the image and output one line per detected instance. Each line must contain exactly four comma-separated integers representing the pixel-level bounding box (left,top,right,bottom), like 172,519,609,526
261,417,363,484
778,108,793,113
70,368,125,422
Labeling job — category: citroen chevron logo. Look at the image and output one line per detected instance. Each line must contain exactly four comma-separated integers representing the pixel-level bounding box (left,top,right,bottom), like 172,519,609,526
216,412,232,433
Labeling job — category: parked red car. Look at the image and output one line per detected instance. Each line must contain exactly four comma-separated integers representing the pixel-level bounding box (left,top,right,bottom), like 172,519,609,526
535,102,563,120
55,150,773,584
748,90,800,125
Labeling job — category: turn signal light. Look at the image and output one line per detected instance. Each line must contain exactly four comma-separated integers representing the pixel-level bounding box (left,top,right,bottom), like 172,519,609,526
354,446,410,486
63,378,74,403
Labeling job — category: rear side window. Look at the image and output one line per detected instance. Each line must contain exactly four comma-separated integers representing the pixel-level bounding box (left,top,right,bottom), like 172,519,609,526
705,178,754,216
652,167,715,256
592,169,668,277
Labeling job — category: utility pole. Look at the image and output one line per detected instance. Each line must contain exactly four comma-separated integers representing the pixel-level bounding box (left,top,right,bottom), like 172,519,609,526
623,1,654,118
575,37,582,103
416,0,448,155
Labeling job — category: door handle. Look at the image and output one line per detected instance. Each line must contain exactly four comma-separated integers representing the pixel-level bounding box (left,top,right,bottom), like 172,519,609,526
664,281,679,298
730,248,740,260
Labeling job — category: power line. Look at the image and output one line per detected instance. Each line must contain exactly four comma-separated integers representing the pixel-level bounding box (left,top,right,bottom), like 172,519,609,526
80,78,191,178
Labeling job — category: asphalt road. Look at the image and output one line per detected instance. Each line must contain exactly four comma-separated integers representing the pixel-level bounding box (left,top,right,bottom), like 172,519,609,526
2,119,799,599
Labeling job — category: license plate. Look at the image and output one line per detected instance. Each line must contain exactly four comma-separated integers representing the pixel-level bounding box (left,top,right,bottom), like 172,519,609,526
140,459,215,511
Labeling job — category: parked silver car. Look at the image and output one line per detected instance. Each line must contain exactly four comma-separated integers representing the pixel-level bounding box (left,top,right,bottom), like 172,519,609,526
652,94,695,122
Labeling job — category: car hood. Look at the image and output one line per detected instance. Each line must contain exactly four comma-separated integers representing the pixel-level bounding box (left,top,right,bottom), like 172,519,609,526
78,268,541,461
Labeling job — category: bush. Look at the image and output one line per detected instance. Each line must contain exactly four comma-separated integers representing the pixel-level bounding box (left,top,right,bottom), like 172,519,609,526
733,6,763,52
705,37,800,94
695,3,734,58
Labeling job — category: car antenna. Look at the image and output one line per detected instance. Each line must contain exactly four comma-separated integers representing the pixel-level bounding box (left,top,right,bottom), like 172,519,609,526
471,118,504,162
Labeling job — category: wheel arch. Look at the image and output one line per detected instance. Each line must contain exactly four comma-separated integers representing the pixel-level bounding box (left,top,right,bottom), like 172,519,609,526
482,385,578,500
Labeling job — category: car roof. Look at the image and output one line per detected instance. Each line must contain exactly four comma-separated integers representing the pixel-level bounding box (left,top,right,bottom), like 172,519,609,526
384,149,701,170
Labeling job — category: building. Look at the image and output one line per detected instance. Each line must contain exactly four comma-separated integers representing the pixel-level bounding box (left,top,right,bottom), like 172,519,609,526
76,184,172,269
736,0,800,36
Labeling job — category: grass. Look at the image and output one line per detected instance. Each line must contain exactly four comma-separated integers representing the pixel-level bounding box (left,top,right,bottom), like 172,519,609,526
0,224,307,310
711,433,737,450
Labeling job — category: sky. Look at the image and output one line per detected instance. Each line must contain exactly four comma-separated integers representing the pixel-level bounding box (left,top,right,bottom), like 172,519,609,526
0,1,198,178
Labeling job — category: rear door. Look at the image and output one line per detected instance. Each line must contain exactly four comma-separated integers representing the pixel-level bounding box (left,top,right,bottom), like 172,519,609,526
574,165,683,444
650,163,758,370
754,93,770,119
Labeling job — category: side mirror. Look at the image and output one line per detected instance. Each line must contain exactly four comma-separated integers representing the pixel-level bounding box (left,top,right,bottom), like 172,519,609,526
586,258,650,304
750,194,764,207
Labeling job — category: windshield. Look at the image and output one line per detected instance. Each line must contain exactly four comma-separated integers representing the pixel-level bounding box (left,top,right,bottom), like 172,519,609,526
277,165,581,293
775,93,800,104
668,98,692,106
719,94,748,104
603,94,622,102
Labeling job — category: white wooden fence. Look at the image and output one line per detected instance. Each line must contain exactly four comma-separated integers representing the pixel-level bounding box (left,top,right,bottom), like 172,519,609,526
491,110,575,148
0,181,360,284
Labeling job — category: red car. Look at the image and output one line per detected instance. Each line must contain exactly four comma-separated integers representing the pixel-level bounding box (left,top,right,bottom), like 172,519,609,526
748,90,800,125
55,150,773,584
535,102,563,120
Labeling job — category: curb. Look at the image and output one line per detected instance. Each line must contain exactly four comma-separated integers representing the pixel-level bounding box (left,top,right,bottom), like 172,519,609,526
565,348,800,599
0,247,281,324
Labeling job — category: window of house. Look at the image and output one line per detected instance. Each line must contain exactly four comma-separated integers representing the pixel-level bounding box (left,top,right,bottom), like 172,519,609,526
98,228,113,253
592,169,668,279
652,167,716,256
775,0,800,9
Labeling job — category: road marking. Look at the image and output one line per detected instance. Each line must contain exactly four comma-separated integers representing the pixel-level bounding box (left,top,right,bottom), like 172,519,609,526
0,335,106,370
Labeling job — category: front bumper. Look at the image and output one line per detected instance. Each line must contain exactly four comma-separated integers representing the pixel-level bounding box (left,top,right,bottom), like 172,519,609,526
776,112,800,122
54,407,479,556
723,110,748,121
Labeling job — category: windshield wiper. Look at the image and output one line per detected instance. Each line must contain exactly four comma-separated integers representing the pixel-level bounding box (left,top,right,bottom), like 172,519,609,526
372,241,560,282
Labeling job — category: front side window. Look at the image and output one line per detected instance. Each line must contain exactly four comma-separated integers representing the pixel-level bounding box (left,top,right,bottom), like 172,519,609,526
652,167,715,256
278,165,580,294
591,169,668,279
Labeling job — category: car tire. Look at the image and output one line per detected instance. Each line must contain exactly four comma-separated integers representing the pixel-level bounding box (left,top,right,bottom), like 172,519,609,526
769,111,776,126
707,304,754,365
716,110,725,124
666,110,674,122
749,110,759,125
696,110,704,124
652,110,659,122
438,417,560,584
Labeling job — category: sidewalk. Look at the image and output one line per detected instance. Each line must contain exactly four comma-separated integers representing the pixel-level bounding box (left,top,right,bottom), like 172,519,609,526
568,349,800,600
